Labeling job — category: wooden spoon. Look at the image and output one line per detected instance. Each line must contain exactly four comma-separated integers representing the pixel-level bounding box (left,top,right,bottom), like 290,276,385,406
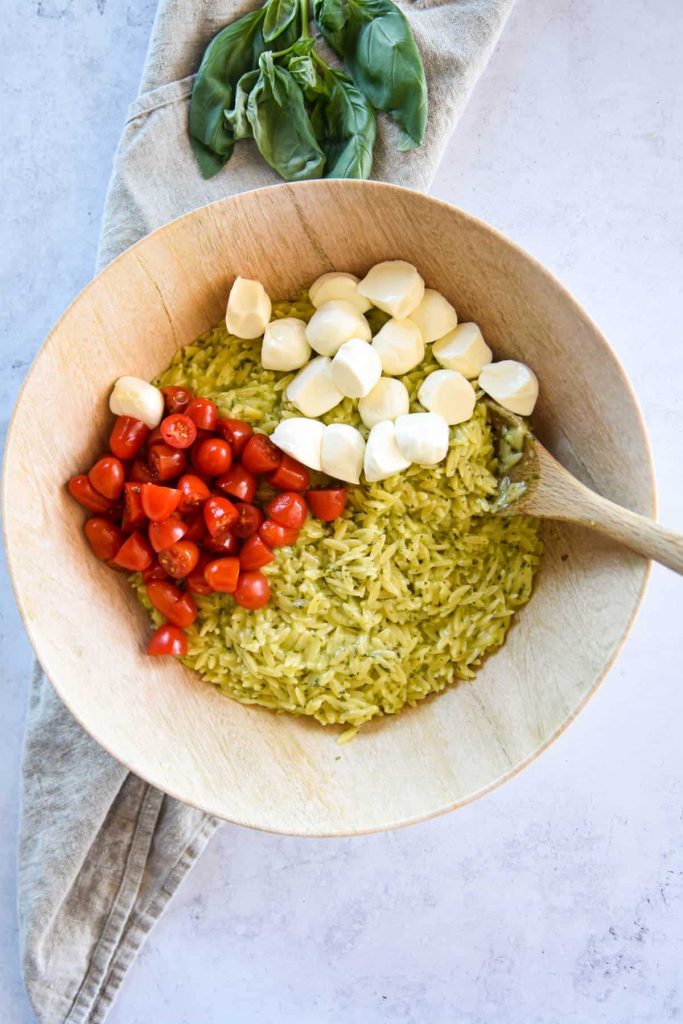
487,402,683,575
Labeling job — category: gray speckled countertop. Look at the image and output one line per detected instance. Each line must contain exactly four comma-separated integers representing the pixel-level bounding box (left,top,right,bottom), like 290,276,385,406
1,2,682,1022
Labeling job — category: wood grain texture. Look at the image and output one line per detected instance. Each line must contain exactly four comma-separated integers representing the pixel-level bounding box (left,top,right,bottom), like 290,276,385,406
2,180,655,835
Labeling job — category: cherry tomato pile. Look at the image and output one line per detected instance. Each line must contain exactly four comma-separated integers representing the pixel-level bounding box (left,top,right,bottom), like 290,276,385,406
67,387,347,657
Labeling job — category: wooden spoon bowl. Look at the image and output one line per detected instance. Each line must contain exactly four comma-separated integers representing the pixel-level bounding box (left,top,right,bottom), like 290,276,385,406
2,181,655,835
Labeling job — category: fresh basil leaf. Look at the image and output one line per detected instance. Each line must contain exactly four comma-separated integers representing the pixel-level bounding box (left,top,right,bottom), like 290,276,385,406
263,0,299,44
280,42,328,98
247,52,326,181
314,0,427,151
311,68,375,178
224,69,260,140
189,136,232,178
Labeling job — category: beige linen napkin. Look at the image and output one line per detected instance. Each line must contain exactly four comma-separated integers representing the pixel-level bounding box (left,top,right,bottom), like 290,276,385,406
18,2,513,1021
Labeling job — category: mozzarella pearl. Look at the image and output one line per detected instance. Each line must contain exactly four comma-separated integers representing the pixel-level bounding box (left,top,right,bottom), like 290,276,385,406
432,322,493,379
357,260,425,319
321,423,365,484
417,369,476,426
286,356,344,417
109,377,164,429
226,277,272,339
478,360,539,416
409,289,458,344
363,420,411,482
371,318,425,376
309,271,371,313
358,377,410,428
261,318,311,371
305,300,371,357
331,338,382,399
395,413,450,467
271,418,325,471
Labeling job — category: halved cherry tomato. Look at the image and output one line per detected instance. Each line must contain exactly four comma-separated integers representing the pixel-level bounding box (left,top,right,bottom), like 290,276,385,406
177,473,211,512
113,531,153,571
203,496,238,541
204,557,240,593
241,434,281,474
186,552,213,595
158,540,200,579
68,475,117,514
161,414,197,450
259,519,299,548
186,398,218,431
217,418,253,458
128,459,154,483
147,624,187,657
148,443,187,483
142,559,168,582
267,454,310,492
267,492,307,530
204,531,240,555
234,570,270,609
215,464,257,503
88,456,125,500
161,385,193,415
183,509,207,542
122,482,146,531
146,581,198,627
232,502,264,539
141,483,181,522
84,517,124,561
306,488,346,522
192,437,232,476
149,516,188,552
109,416,149,460
239,534,275,571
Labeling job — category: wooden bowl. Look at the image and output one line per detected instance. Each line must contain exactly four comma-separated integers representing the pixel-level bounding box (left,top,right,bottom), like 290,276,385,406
3,181,654,835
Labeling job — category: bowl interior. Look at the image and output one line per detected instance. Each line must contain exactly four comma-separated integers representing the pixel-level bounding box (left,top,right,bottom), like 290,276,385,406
3,181,653,835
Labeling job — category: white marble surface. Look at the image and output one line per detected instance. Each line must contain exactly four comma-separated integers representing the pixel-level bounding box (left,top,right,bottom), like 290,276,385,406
1,1,682,1021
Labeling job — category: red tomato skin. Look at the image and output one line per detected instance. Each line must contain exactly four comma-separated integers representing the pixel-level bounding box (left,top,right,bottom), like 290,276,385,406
306,488,347,522
147,581,198,627
204,557,240,593
267,492,307,530
148,444,188,483
141,559,168,582
192,437,233,477
267,454,310,492
215,465,257,503
141,483,181,522
186,398,218,431
239,534,275,570
146,427,165,447
88,456,125,500
148,516,188,553
161,386,193,415
234,570,270,609
186,553,214,595
203,531,240,555
182,509,207,542
109,416,149,460
68,475,117,514
259,519,299,548
128,459,155,483
113,531,154,571
177,474,211,512
84,517,124,561
158,540,200,579
231,502,264,539
241,434,281,474
121,482,147,532
203,496,239,541
147,624,187,657
161,414,197,450
217,418,253,458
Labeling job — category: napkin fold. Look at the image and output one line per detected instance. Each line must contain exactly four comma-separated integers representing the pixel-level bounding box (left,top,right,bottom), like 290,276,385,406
18,2,513,1020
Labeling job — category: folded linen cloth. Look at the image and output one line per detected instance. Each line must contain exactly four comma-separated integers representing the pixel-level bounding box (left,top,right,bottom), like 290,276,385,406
18,2,514,1020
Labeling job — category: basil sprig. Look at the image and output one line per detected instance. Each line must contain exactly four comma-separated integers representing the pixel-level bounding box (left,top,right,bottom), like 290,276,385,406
188,0,426,181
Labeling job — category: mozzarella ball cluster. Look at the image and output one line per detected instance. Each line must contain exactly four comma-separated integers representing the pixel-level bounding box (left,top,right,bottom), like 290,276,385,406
223,263,539,484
